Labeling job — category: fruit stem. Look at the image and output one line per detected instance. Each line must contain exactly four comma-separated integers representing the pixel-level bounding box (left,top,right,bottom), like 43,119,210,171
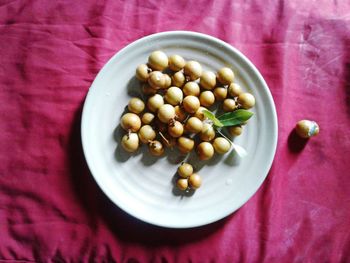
216,129,233,145
158,131,169,146
183,114,190,123
169,118,175,126
203,119,213,126
216,128,248,158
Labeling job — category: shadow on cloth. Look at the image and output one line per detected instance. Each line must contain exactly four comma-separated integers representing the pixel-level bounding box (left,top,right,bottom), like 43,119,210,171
68,102,228,247
287,129,308,153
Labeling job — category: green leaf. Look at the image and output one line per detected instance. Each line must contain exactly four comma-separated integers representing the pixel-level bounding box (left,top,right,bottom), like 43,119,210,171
203,110,224,127
217,109,253,126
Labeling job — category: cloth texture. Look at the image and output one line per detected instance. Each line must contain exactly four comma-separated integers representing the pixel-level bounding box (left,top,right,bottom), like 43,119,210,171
1,0,350,262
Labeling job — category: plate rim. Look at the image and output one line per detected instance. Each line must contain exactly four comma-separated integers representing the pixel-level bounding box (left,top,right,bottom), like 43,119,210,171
81,30,278,228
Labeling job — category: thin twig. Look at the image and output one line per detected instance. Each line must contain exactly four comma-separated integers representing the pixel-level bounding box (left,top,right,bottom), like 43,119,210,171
158,131,169,146
216,129,233,145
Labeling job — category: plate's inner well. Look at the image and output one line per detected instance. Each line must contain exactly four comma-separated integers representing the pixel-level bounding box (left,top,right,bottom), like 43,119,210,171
81,32,277,228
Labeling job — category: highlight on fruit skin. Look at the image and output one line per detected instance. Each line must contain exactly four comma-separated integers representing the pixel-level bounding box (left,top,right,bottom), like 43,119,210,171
196,142,214,160
120,113,141,132
148,140,164,156
238,93,255,109
178,163,193,178
147,94,164,112
157,104,176,124
222,98,236,112
176,178,189,191
168,120,184,138
183,81,200,96
183,95,200,114
121,133,139,152
138,125,156,144
141,112,155,125
128,97,145,114
148,71,165,89
228,83,243,97
148,50,168,71
163,74,172,89
168,54,186,71
213,137,231,154
185,117,203,134
199,91,215,107
177,136,195,153
184,60,202,80
171,71,186,87
165,86,183,106
295,120,320,139
217,67,234,85
200,123,215,142
188,173,202,189
200,71,216,90
213,87,227,101
136,64,151,82
229,126,242,136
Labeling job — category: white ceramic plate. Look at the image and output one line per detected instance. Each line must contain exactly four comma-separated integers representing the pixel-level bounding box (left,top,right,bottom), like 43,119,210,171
81,31,278,228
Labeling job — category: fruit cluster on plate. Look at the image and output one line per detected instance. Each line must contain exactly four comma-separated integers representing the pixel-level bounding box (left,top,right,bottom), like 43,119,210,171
119,50,255,191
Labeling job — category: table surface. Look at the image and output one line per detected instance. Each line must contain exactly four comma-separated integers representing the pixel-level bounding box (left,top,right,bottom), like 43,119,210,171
1,0,350,262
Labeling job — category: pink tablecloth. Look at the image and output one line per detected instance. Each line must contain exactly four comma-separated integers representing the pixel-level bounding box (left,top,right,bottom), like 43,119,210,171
1,0,350,262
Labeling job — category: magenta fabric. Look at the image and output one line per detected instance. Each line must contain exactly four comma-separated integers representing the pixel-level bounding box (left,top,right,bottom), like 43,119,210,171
1,0,350,262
